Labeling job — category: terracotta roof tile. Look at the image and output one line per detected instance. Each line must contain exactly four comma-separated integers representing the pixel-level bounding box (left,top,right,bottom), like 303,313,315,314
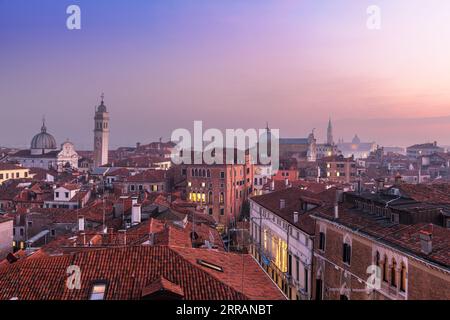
0,246,285,300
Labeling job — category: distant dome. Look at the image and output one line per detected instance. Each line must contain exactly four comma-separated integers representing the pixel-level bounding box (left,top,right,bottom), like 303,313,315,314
30,121,57,154
97,94,107,113
352,134,361,145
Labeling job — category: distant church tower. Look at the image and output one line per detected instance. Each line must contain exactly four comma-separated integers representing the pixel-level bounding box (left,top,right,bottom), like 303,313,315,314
93,94,109,167
327,118,334,145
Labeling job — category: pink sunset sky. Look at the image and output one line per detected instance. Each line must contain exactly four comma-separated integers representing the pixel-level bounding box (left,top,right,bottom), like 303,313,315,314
1,0,450,149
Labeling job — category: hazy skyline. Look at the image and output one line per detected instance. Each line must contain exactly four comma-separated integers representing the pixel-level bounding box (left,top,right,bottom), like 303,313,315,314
2,0,450,149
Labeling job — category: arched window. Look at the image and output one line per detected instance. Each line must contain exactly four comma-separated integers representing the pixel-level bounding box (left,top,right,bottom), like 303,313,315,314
207,169,211,178
400,263,407,292
375,251,380,267
208,191,213,204
219,192,224,204
383,255,388,282
315,269,323,301
342,235,351,265
202,169,206,177
391,259,397,287
194,169,198,177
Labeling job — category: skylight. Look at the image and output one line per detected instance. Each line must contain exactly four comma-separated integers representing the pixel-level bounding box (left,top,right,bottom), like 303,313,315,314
89,282,107,300
196,259,224,272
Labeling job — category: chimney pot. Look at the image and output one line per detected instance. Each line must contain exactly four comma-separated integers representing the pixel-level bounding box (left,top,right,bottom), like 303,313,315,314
118,229,127,245
78,215,85,232
80,232,86,246
419,230,432,254
132,204,142,225
293,211,299,223
280,199,286,209
334,204,339,219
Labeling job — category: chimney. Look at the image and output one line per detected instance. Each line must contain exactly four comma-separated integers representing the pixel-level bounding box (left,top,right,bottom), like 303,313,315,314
334,204,339,219
118,230,127,245
80,232,86,246
280,199,286,209
131,196,138,206
78,215,85,232
293,211,299,223
335,189,344,203
132,204,142,225
285,178,289,187
419,230,432,254
376,179,385,192
270,180,275,191
394,174,402,186
149,232,155,246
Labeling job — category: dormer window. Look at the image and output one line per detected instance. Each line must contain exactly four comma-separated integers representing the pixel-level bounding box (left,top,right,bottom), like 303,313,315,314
89,282,107,300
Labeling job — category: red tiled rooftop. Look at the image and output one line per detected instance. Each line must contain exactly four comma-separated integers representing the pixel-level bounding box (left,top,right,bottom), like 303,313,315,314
313,203,450,269
0,245,285,300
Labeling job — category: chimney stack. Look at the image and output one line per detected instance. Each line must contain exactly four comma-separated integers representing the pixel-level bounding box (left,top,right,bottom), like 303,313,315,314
131,196,138,206
394,173,402,186
270,180,275,191
280,199,286,209
419,230,432,254
78,216,85,232
132,204,142,225
335,189,344,203
80,232,86,246
334,204,339,219
285,178,289,187
118,230,127,245
293,211,299,223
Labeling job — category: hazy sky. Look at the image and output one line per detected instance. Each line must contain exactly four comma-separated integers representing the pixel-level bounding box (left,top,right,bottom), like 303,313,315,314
1,0,450,149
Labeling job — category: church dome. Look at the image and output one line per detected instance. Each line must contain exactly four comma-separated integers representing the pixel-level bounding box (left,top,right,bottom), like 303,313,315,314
352,134,361,145
96,94,107,113
31,121,57,153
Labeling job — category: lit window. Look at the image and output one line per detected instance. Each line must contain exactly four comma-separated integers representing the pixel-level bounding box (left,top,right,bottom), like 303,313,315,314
400,263,407,292
391,259,397,288
90,283,107,300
